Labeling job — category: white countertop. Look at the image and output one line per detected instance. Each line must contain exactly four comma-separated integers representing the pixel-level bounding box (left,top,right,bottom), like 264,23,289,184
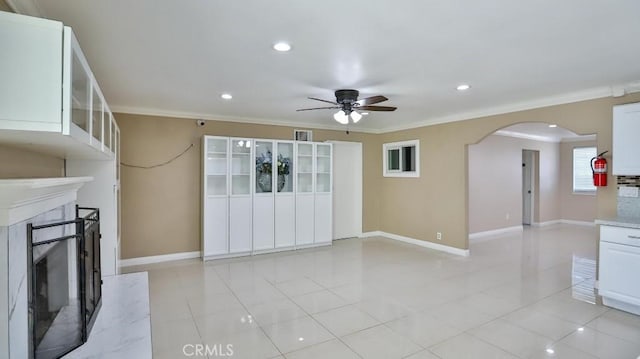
595,216,640,229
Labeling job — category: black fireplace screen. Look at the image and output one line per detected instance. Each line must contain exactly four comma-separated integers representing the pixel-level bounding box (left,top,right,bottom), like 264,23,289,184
27,206,102,359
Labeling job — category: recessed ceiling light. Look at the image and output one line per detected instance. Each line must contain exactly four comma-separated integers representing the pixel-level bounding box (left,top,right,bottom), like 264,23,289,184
577,327,584,332
456,84,471,91
221,93,233,100
546,348,555,354
273,42,291,52
549,124,557,128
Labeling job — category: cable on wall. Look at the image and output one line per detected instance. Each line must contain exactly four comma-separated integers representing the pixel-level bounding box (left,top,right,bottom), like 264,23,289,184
120,143,194,169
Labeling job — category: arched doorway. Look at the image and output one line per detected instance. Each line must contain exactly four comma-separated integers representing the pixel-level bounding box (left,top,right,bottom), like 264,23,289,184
467,122,597,242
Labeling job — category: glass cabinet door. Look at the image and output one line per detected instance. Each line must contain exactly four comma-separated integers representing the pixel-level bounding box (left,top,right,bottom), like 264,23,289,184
255,141,273,193
91,87,103,143
231,139,251,195
206,138,228,196
297,143,313,193
104,111,112,151
315,144,331,193
276,142,294,193
71,52,90,132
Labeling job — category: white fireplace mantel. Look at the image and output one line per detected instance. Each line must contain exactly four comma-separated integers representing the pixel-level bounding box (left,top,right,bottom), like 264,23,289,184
0,177,93,227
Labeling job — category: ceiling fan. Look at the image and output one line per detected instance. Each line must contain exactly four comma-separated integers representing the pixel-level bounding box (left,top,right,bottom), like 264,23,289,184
297,89,397,124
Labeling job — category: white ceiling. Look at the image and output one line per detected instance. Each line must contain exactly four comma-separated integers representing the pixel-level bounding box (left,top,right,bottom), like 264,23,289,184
24,0,640,132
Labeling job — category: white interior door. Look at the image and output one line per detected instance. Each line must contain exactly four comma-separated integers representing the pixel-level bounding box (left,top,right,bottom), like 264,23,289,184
329,141,362,239
522,150,535,225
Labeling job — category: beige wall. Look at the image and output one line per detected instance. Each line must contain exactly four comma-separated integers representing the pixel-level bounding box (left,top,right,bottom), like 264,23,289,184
117,113,380,259
468,134,561,233
0,0,12,12
378,93,640,250
0,145,64,178
560,140,598,222
116,93,640,258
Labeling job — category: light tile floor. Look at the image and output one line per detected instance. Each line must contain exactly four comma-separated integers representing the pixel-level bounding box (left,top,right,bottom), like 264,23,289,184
124,224,640,359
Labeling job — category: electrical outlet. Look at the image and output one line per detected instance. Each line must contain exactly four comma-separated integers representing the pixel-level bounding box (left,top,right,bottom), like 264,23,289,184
436,232,442,240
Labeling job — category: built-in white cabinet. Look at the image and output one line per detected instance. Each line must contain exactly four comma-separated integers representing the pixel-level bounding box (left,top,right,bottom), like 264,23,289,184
0,12,121,276
253,140,275,251
202,136,332,260
314,144,333,244
275,141,296,248
229,138,252,254
599,225,640,315
203,137,229,257
295,142,315,246
612,102,640,175
0,11,118,160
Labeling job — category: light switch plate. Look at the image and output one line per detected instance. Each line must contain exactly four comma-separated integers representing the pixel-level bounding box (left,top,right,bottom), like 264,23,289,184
619,186,639,198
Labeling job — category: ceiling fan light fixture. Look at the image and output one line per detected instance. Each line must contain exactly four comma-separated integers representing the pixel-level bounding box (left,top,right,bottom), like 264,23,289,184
221,93,233,100
333,110,348,124
350,111,362,123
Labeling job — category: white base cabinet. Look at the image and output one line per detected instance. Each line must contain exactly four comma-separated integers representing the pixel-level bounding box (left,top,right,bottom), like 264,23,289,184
229,197,252,253
314,194,332,244
202,136,332,260
275,195,295,248
599,225,640,315
295,194,315,246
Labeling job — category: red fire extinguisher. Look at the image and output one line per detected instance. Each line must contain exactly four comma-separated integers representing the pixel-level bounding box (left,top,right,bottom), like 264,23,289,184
591,151,609,187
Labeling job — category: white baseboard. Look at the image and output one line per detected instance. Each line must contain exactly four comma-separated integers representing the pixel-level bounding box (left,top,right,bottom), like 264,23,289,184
532,220,562,227
468,225,523,241
361,231,469,257
560,219,596,227
533,219,595,227
120,251,201,267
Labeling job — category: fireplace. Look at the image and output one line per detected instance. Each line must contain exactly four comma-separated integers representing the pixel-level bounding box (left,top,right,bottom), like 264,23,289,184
27,206,102,359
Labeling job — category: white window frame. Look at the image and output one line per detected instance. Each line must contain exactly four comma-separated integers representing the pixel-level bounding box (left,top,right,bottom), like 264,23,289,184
383,139,420,177
573,146,597,194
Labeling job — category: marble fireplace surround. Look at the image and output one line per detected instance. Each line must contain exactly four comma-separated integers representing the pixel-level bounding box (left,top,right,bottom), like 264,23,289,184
0,177,93,359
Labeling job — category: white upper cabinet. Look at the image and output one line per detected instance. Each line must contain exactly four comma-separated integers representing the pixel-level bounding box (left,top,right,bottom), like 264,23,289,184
613,102,640,175
0,11,117,159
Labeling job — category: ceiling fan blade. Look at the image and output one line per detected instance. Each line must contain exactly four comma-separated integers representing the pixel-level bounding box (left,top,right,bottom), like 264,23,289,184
308,97,338,105
359,105,397,112
356,95,388,106
296,106,341,112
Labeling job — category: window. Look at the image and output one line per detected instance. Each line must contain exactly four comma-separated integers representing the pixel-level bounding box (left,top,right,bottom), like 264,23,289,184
573,147,597,193
383,140,420,177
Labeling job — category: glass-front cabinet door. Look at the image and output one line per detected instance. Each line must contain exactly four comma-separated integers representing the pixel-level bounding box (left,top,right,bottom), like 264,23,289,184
91,87,103,145
297,143,313,193
315,144,331,193
70,51,91,133
276,142,294,193
103,111,112,152
206,138,228,196
255,141,274,193
231,139,251,195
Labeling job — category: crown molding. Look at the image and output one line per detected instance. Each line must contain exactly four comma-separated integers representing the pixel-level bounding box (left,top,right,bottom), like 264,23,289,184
5,0,42,16
110,105,380,134
111,84,639,135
